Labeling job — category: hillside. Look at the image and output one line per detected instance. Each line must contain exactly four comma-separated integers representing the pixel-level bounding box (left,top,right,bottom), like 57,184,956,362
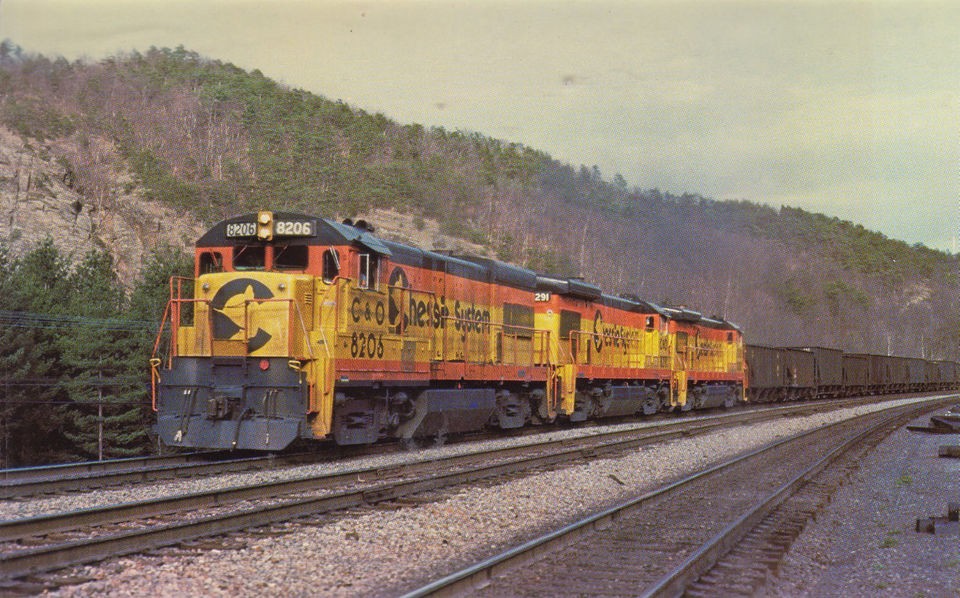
1,43,958,359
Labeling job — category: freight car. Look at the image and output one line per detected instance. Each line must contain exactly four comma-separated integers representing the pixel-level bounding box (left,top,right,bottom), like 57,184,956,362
151,211,745,450
804,346,844,399
743,345,817,402
745,345,959,403
938,361,958,390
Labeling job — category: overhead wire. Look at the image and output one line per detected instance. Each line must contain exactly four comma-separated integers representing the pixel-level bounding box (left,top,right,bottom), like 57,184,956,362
0,310,156,331
0,310,160,407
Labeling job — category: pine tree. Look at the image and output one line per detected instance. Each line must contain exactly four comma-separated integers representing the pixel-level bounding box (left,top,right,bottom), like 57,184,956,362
0,242,192,464
0,240,74,466
57,250,148,459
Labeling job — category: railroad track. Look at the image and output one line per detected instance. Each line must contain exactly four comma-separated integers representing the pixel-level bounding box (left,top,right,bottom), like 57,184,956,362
0,451,221,485
401,396,953,597
0,450,336,498
0,398,880,588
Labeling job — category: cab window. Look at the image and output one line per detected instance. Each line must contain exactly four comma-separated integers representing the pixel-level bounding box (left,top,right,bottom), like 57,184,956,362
234,245,265,270
322,249,340,283
358,253,378,289
199,251,224,274
273,245,308,270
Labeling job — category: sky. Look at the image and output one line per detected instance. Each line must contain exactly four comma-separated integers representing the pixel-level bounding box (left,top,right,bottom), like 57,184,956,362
1,0,958,251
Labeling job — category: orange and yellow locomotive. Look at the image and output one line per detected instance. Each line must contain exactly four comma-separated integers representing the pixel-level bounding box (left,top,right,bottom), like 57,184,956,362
152,211,745,450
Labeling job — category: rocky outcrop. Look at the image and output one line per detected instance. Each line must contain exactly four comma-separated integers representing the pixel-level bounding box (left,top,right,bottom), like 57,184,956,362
0,127,491,288
0,127,204,285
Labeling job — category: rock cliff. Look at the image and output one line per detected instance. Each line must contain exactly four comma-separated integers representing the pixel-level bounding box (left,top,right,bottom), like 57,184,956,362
0,127,204,284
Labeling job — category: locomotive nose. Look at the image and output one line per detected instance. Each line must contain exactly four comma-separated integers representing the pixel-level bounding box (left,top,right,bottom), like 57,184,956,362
155,272,315,451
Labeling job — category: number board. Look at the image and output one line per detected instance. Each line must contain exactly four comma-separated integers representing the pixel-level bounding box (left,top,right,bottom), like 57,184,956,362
224,220,315,238
274,220,314,236
225,222,256,238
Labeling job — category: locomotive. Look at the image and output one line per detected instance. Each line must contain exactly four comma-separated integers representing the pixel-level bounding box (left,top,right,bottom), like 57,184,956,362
151,211,745,450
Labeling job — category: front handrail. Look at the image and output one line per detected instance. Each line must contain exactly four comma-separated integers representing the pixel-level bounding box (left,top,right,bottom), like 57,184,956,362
243,297,315,361
152,297,314,362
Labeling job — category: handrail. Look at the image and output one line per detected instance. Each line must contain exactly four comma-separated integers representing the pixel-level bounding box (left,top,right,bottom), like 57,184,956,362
567,329,652,369
151,300,173,367
563,329,738,374
149,283,318,412
380,283,552,367
154,297,315,362
149,358,162,412
434,315,550,366
242,297,315,361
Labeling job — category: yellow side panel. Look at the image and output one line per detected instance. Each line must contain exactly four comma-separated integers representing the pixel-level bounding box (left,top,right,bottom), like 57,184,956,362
212,339,246,356
660,333,672,367
176,327,198,356
176,303,212,357
644,329,669,369
246,300,292,357
560,363,577,415
287,277,314,360
586,315,650,369
648,330,671,369
440,301,500,364
672,369,688,408
308,357,335,438
306,279,339,440
339,283,514,367
535,311,560,365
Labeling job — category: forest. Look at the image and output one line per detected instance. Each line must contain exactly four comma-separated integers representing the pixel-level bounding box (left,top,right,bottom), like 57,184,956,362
0,42,958,464
0,241,189,466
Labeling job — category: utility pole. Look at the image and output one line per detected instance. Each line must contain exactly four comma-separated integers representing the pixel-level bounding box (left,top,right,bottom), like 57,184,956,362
97,365,103,461
98,390,103,462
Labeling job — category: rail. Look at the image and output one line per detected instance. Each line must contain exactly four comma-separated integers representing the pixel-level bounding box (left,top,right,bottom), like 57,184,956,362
0,451,283,499
437,315,550,367
566,330,669,369
392,283,551,366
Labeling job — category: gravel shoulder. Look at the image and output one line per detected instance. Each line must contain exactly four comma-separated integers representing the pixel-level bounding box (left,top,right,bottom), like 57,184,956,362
33,396,955,597
768,409,960,597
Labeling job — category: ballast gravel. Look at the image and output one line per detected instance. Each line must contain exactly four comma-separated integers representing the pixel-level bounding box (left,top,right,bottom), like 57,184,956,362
767,409,960,596
18,395,953,597
0,418,691,520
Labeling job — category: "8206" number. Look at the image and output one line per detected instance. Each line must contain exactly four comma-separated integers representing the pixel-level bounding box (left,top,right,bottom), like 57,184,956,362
275,221,313,236
350,332,384,359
